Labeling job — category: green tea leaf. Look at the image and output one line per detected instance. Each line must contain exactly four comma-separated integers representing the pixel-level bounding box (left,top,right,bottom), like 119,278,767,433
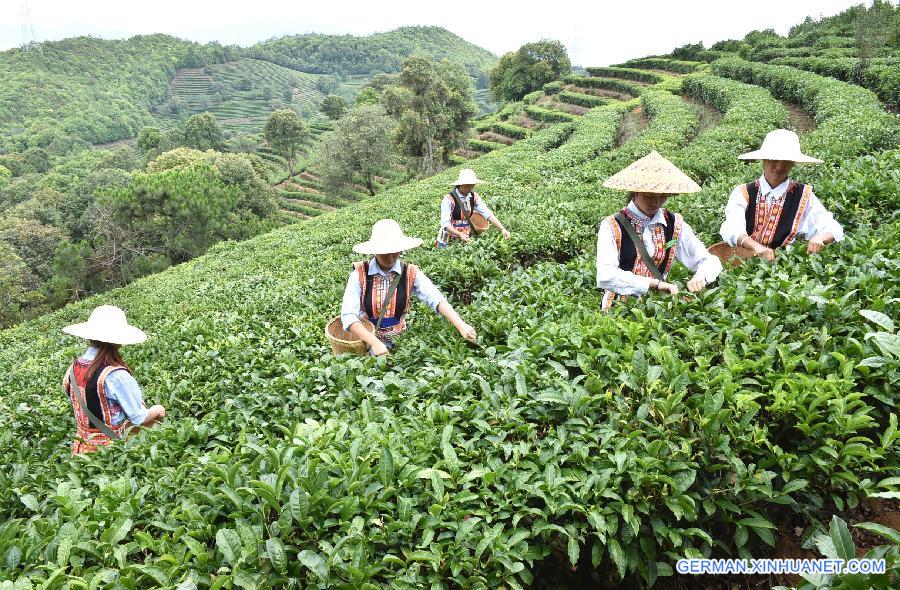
298,549,327,579
216,528,242,566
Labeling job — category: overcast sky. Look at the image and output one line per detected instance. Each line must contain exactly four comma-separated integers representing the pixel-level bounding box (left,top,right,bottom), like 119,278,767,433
0,0,868,65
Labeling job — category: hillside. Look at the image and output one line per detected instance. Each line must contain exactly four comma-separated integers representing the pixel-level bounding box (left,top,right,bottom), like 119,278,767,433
0,34,232,151
2,6,899,588
247,25,497,77
2,16,899,589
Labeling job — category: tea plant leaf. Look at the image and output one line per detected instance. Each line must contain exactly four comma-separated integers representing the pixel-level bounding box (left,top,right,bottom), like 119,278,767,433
100,517,133,545
266,538,287,574
379,446,394,487
829,516,855,561
216,528,242,566
298,549,328,579
853,522,900,545
860,309,895,331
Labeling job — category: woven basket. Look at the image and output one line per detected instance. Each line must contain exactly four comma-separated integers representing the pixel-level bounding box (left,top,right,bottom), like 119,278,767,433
325,317,375,355
708,242,755,268
470,212,490,232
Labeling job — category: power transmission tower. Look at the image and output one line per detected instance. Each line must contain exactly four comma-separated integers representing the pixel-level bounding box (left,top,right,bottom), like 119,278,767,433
21,1,41,53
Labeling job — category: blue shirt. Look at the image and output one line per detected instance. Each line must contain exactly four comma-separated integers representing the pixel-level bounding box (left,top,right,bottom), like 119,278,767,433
77,347,149,426
340,258,447,330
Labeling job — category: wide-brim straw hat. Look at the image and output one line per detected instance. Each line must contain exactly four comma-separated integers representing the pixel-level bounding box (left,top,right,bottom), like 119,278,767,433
452,168,483,186
62,305,147,345
603,151,702,194
353,219,424,255
738,129,822,164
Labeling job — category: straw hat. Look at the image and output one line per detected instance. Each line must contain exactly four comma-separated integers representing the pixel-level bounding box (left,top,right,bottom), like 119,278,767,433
603,151,701,194
738,129,822,164
452,169,483,186
353,219,424,255
62,305,147,345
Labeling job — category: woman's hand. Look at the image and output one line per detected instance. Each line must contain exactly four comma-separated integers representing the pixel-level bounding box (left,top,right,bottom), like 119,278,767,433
807,235,826,254
686,275,707,293
370,341,389,356
457,322,477,342
460,233,471,243
501,228,511,239
656,281,680,295
753,245,776,261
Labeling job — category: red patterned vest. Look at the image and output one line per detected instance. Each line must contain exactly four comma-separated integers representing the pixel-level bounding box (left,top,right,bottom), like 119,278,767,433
602,207,683,311
63,359,132,455
742,179,812,249
354,260,419,340
437,191,481,244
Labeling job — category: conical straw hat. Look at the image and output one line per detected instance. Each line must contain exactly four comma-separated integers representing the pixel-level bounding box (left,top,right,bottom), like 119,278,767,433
603,151,701,194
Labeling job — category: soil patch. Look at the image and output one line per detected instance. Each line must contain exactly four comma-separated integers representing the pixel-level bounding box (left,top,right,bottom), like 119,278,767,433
566,84,634,101
477,131,516,145
93,137,137,150
683,95,724,137
780,100,817,134
512,115,540,129
615,106,650,147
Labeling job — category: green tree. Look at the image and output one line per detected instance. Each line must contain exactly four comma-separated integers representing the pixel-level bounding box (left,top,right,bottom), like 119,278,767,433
355,87,380,106
489,40,571,102
263,109,309,176
381,56,476,174
101,164,241,264
137,126,162,155
320,95,349,120
183,113,224,152
317,104,396,196
0,242,44,327
0,217,67,281
0,164,9,187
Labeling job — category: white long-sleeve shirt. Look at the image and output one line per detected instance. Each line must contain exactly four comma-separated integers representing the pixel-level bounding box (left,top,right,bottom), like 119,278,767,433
596,201,723,295
340,258,446,331
719,176,844,247
436,189,493,245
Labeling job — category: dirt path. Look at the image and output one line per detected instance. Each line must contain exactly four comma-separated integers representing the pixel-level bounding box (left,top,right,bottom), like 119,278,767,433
93,137,136,150
282,197,334,211
615,106,650,147
781,100,817,134
566,84,634,101
477,131,516,145
682,95,724,137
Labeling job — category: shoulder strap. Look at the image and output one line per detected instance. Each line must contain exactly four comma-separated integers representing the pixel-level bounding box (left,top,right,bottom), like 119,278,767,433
449,190,480,236
375,265,404,331
614,212,663,281
68,366,121,441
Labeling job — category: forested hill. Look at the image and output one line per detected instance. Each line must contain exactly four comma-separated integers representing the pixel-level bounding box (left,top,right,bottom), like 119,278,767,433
0,34,230,151
246,26,497,76
0,27,495,152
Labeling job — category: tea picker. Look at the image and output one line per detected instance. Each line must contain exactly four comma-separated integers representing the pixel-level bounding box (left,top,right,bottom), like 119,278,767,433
435,169,510,247
717,129,844,263
61,305,166,454
596,151,722,311
328,219,477,356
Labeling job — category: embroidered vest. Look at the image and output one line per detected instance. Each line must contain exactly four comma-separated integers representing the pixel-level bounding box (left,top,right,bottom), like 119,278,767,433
63,360,130,455
742,180,812,249
354,260,419,340
601,207,683,311
437,191,478,244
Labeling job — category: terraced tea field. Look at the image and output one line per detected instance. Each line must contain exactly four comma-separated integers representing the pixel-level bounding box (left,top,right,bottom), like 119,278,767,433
3,18,899,590
163,58,329,133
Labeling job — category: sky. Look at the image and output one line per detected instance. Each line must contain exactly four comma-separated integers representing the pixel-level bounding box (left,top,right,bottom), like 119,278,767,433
0,0,869,65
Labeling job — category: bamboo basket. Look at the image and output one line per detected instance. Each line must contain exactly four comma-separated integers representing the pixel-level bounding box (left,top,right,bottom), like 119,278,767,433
470,212,490,233
325,317,375,355
708,242,755,268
